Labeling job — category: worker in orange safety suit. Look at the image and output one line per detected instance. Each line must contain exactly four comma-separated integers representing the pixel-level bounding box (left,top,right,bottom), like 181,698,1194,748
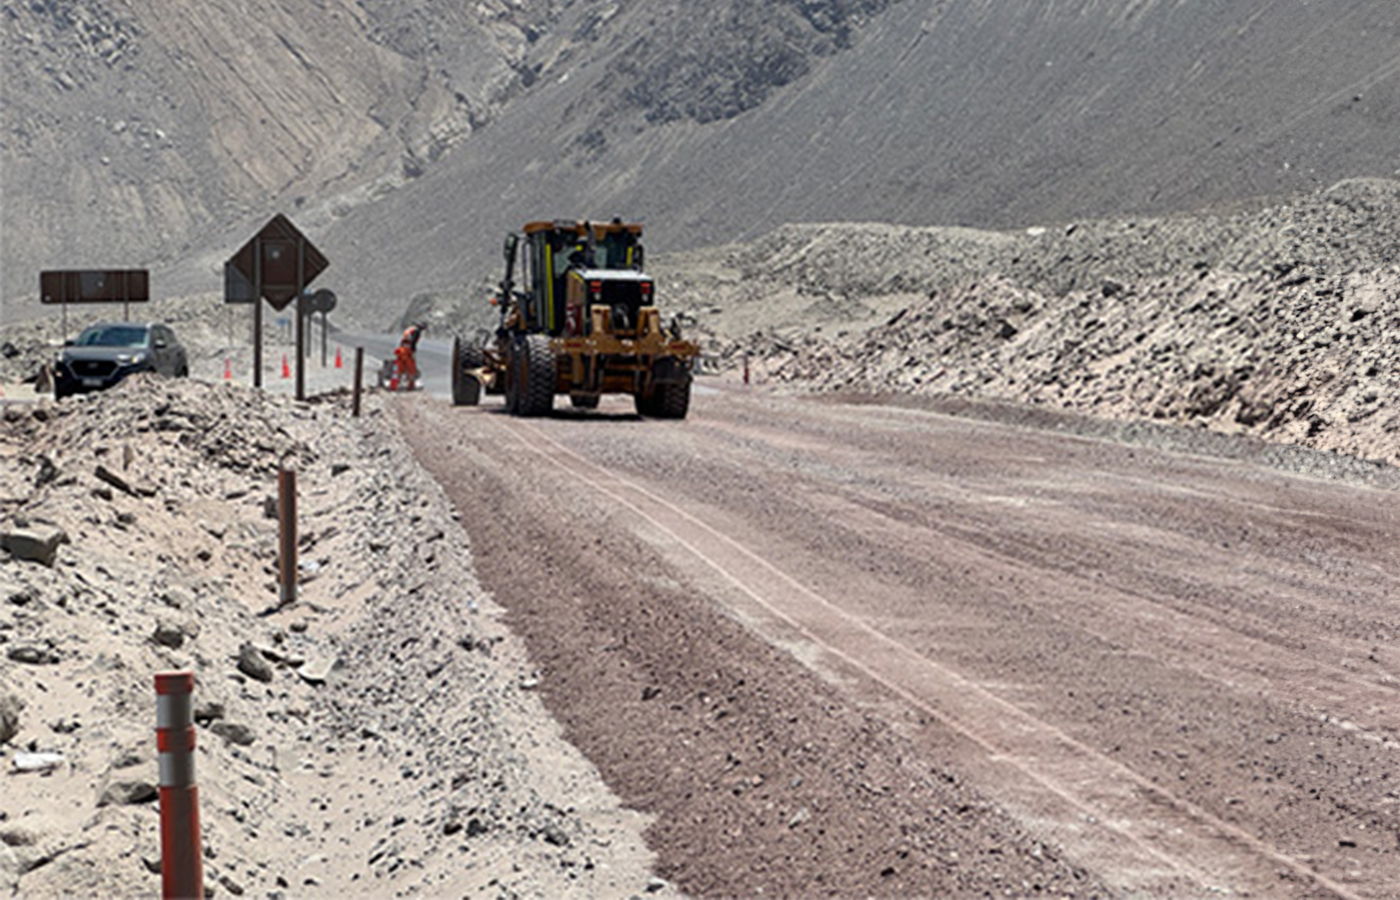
394,322,425,389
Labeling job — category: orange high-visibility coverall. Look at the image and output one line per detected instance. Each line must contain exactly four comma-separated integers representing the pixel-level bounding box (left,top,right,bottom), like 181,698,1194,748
394,343,418,384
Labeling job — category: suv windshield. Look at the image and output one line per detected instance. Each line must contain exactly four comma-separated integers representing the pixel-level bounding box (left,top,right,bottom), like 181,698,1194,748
77,325,149,348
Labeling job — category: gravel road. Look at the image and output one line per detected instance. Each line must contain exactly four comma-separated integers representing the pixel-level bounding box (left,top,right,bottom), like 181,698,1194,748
396,382,1399,899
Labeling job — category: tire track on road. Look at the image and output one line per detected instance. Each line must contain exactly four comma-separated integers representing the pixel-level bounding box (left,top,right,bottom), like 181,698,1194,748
498,413,1370,900
697,404,1400,745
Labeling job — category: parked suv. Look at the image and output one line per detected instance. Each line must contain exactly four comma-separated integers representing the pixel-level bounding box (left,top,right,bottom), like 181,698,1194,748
53,322,189,399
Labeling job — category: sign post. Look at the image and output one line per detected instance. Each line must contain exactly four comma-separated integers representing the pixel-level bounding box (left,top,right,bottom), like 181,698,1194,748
224,261,257,381
295,240,306,399
306,289,337,369
226,215,328,395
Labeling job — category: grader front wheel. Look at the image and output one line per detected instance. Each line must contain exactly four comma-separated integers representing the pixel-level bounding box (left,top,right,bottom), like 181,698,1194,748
451,337,483,407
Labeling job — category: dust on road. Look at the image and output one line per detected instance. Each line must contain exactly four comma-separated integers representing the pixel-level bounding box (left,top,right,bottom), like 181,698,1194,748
398,383,1399,899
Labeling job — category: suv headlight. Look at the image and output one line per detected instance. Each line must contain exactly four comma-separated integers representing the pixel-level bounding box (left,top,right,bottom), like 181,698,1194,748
116,352,149,366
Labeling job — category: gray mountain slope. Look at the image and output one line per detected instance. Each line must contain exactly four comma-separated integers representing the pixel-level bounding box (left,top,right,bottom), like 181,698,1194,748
299,0,1400,326
668,0,1400,230
0,0,543,308
4,0,1398,326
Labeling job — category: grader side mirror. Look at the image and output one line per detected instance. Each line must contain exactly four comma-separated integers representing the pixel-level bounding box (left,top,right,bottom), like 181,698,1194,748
503,233,518,261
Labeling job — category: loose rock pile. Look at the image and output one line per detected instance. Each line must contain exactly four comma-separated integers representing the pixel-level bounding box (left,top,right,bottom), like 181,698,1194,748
0,377,662,898
660,178,1400,469
762,264,1399,468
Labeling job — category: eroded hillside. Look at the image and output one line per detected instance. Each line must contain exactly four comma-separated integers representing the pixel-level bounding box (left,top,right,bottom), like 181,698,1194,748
1,0,556,303
654,178,1400,467
6,1,1398,327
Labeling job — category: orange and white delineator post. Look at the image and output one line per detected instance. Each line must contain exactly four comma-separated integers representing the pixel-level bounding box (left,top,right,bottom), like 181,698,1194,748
155,671,203,900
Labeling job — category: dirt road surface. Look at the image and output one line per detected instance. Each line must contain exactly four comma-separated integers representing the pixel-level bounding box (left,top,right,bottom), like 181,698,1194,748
396,383,1399,899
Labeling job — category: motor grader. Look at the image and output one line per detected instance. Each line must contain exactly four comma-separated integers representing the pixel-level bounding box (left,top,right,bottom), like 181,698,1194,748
451,219,698,418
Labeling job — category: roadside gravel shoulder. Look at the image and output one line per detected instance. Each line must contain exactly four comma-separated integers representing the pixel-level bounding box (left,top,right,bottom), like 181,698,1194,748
1,377,666,899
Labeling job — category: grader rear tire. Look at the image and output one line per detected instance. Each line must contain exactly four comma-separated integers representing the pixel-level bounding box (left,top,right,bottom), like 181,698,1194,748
515,333,556,417
636,378,690,419
656,379,691,419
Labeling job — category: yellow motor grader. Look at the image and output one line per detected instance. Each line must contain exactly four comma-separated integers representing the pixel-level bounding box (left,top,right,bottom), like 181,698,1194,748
451,219,698,418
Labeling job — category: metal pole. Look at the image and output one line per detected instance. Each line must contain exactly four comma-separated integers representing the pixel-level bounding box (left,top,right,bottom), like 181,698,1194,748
295,245,306,401
253,237,263,389
278,467,297,606
321,311,328,368
155,671,202,900
352,347,364,418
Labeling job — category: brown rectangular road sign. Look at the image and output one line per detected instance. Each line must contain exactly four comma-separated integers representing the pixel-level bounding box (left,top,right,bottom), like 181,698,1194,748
227,214,328,310
40,269,149,304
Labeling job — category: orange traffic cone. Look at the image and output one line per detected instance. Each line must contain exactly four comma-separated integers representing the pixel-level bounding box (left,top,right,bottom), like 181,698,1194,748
334,346,343,369
223,358,232,380
281,354,291,379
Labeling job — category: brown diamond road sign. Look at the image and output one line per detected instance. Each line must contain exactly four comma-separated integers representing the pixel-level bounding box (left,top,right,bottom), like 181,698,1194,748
227,214,328,310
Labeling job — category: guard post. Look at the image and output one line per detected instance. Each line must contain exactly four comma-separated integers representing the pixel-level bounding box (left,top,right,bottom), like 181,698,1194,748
155,671,202,900
278,466,297,605
352,347,364,418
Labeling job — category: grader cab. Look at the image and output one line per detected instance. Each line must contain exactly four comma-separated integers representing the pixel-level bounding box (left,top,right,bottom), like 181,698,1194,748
452,219,698,418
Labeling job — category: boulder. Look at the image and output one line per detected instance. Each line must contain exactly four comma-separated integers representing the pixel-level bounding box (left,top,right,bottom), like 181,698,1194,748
152,621,185,649
98,780,158,807
94,465,156,498
0,694,22,744
194,701,226,725
296,652,339,686
0,523,68,567
209,721,256,747
6,643,59,665
236,643,274,683
0,843,42,891
11,751,64,772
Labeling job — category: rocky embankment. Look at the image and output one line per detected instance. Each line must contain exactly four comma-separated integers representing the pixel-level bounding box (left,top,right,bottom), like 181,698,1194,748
661,178,1400,469
0,378,664,898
